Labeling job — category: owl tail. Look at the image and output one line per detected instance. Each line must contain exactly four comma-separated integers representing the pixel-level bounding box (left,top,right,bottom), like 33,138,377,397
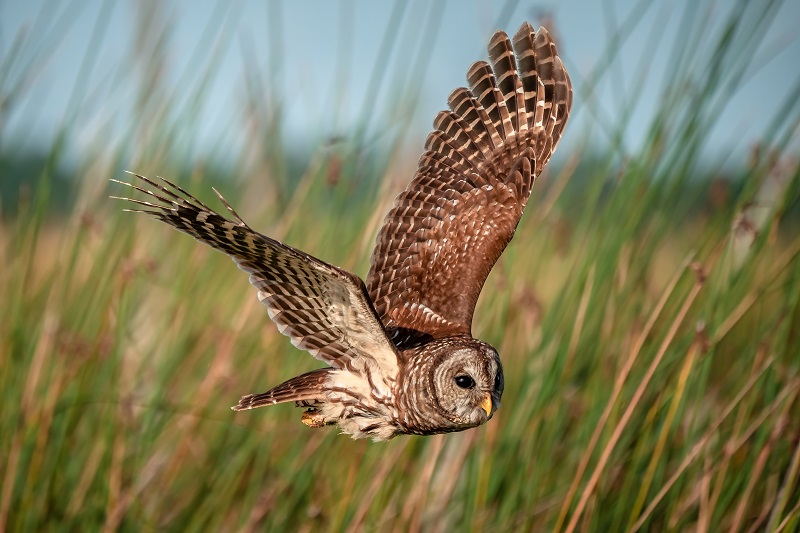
231,368,332,411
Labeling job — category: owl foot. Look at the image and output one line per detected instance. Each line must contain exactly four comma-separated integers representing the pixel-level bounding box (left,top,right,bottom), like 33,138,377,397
301,408,333,428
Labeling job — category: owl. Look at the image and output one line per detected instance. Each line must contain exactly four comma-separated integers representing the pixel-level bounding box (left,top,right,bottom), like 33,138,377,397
113,22,572,441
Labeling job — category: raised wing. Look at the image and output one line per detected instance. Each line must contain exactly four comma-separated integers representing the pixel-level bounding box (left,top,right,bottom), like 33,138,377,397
112,172,400,382
366,23,572,347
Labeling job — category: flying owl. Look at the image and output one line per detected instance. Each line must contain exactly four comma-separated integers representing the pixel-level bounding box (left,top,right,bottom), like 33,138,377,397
113,22,572,441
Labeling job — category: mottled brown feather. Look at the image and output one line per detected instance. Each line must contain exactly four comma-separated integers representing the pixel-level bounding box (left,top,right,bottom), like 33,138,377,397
366,23,572,348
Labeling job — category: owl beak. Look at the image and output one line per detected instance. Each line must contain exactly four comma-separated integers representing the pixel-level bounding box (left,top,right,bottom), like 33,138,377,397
480,393,493,417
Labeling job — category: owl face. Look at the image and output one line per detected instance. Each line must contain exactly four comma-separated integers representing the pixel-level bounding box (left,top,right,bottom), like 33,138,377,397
430,342,504,428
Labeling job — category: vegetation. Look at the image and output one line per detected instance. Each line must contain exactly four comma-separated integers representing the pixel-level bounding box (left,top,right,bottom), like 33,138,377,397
2,1,799,531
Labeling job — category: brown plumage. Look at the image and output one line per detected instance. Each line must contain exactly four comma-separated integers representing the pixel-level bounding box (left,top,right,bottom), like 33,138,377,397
112,22,572,441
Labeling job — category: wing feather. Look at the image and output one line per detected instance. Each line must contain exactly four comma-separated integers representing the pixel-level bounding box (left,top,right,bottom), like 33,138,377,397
113,173,400,382
366,23,572,347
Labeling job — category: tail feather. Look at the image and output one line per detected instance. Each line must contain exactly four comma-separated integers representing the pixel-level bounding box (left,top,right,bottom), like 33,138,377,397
231,368,332,411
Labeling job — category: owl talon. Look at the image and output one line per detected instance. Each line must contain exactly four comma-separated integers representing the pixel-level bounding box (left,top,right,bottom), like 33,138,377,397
301,409,328,428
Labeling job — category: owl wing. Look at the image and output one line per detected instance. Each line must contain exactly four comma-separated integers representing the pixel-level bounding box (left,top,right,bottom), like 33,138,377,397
366,23,572,347
112,173,400,385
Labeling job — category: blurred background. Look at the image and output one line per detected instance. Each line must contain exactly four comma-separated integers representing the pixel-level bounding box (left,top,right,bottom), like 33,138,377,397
2,0,799,531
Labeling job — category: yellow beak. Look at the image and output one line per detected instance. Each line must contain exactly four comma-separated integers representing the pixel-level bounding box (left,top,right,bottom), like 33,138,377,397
480,394,493,417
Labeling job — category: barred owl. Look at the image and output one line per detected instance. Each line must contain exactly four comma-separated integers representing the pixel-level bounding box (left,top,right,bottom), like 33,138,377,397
113,22,572,441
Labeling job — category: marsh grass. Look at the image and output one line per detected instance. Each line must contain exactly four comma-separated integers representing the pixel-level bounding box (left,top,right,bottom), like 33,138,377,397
1,2,799,531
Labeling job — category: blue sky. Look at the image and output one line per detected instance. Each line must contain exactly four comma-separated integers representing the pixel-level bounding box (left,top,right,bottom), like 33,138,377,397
3,0,799,168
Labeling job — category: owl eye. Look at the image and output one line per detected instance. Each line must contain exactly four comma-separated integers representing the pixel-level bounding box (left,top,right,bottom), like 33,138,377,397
454,375,475,389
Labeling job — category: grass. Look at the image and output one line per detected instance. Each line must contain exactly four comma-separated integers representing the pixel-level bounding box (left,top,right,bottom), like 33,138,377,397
2,1,800,531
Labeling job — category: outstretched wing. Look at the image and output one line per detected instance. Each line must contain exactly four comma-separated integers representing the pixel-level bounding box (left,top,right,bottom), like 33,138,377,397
112,173,400,384
366,23,572,347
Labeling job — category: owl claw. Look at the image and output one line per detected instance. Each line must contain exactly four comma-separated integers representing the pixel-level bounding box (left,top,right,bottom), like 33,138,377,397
301,408,330,428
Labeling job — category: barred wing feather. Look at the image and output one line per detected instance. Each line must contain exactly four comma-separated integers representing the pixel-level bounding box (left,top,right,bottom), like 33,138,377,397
366,23,572,348
112,173,400,382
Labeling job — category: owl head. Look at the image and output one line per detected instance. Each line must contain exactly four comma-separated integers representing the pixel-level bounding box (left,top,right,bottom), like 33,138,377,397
423,338,504,429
